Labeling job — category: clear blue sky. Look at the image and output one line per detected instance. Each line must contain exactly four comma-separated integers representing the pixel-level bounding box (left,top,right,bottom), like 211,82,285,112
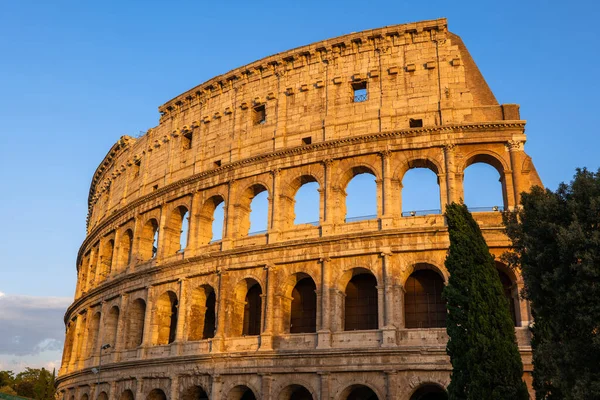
1,0,599,300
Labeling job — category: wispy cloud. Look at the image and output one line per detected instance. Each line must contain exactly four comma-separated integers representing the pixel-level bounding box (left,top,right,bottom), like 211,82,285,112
0,293,71,360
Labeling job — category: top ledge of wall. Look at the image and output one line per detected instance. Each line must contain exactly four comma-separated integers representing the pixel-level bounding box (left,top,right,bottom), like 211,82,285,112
157,18,448,117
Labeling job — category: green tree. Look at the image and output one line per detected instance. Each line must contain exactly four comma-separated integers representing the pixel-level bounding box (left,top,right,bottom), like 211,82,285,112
13,368,55,400
503,168,600,399
0,371,14,389
444,202,529,400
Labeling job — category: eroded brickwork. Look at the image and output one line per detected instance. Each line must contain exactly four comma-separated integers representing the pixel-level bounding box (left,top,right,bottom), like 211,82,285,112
58,18,541,400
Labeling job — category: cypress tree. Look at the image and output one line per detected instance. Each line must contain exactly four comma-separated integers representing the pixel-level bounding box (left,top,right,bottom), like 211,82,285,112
503,168,600,399
444,203,529,400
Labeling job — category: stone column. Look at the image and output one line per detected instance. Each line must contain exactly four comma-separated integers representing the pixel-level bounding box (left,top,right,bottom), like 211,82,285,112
381,252,397,347
260,265,275,350
261,374,274,400
211,375,223,400
508,140,525,206
170,375,179,400
68,315,83,371
111,230,121,276
319,372,331,400
443,144,457,207
385,370,399,400
140,286,153,357
317,258,332,349
221,180,236,249
212,271,229,352
113,293,128,361
321,159,334,235
186,191,202,253
109,381,117,400
155,206,167,260
268,169,281,242
173,278,188,355
380,150,394,228
135,379,144,400
96,302,107,363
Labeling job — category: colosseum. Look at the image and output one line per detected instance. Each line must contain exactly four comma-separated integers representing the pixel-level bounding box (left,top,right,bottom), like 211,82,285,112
57,18,542,400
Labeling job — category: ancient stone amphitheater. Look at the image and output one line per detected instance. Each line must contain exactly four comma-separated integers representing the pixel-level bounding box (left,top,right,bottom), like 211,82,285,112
57,18,542,400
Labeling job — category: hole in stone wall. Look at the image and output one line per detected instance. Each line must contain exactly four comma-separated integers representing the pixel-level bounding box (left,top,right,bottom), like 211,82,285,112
182,131,193,150
352,81,368,102
253,104,266,125
409,118,423,128
302,136,312,145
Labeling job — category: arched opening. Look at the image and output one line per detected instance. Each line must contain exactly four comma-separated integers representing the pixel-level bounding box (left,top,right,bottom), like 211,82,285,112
342,385,379,400
104,305,119,349
344,273,378,331
497,269,518,326
463,155,506,211
154,291,178,345
188,285,216,341
212,202,225,241
243,283,262,336
405,268,446,328
146,389,167,400
86,312,101,358
99,239,114,280
401,162,441,216
279,384,314,400
228,385,257,400
345,169,377,222
119,390,134,400
290,277,317,333
118,229,134,270
410,384,448,400
97,392,108,400
140,218,159,260
293,178,320,226
181,385,209,400
198,196,225,244
125,298,146,349
164,206,189,255
248,186,269,235
81,395,89,400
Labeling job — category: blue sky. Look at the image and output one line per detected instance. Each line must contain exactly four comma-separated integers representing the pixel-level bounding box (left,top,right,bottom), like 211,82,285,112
0,0,598,370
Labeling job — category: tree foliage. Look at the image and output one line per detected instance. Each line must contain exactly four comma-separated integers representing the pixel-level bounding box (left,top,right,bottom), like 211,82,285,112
0,368,55,400
444,202,529,400
503,168,600,399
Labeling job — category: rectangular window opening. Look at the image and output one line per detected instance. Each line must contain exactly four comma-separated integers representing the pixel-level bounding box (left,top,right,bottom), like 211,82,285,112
253,104,266,125
352,81,368,103
214,160,222,167
134,159,141,177
302,136,312,145
182,131,193,150
152,184,158,191
409,118,423,128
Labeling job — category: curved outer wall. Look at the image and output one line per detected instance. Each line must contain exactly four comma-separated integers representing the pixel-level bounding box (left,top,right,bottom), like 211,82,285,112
58,18,542,400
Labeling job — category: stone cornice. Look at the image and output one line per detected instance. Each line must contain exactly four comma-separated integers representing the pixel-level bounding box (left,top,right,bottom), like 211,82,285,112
81,121,525,265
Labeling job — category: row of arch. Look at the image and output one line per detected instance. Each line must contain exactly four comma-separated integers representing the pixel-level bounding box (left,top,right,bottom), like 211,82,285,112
70,382,447,400
78,152,510,296
64,263,519,369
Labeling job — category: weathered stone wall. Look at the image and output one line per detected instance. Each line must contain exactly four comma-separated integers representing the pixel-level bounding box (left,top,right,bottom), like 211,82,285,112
58,18,541,400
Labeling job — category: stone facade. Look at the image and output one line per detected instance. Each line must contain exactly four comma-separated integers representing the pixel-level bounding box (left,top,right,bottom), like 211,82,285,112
57,18,542,400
